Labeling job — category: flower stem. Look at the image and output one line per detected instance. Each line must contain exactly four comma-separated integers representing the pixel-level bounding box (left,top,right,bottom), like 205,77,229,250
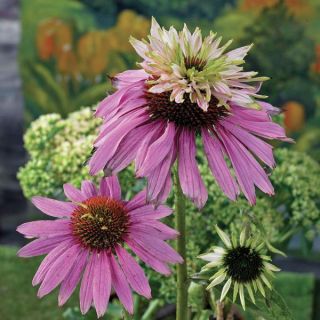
174,170,188,320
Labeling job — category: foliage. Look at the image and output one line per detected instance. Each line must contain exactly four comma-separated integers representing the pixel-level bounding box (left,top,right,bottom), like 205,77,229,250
18,108,100,199
18,107,320,307
147,148,320,303
21,3,150,121
0,245,315,320
239,1,317,117
80,0,236,22
296,128,320,163
19,109,320,241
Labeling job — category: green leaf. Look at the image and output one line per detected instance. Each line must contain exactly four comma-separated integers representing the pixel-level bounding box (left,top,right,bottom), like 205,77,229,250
73,82,113,110
188,282,206,311
246,289,293,320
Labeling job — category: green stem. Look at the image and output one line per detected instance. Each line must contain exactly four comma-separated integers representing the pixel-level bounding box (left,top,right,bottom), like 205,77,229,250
174,170,188,320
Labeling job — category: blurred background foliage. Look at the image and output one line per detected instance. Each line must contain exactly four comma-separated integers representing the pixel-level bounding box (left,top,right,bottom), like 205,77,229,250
20,0,320,161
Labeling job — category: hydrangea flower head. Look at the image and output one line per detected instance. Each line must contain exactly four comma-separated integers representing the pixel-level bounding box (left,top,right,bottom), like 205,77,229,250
199,225,280,310
89,19,291,208
17,176,182,318
130,18,268,111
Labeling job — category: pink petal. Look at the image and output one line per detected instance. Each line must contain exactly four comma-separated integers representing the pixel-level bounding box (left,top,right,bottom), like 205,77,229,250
92,252,111,318
103,124,152,175
96,98,146,143
144,220,179,239
257,101,281,115
202,128,239,201
32,239,74,286
129,234,183,264
227,113,288,141
221,120,275,168
146,145,176,205
110,254,134,314
126,238,171,275
178,129,208,208
154,171,173,204
89,111,148,175
81,181,97,198
125,189,147,211
129,224,177,241
115,245,151,298
63,184,86,203
137,122,176,176
17,220,71,238
217,125,274,204
38,244,81,298
129,204,172,221
95,81,143,117
80,253,95,315
114,69,148,89
18,235,71,257
99,176,121,200
31,196,76,218
231,104,270,122
105,96,147,125
135,121,164,172
59,249,88,306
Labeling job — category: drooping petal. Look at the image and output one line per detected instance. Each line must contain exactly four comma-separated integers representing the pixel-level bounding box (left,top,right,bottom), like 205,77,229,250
178,129,208,208
89,111,148,175
38,244,81,298
99,176,121,200
31,196,76,218
115,245,151,298
92,252,111,318
137,122,176,177
104,123,153,175
217,125,274,204
202,128,239,200
135,121,164,172
227,113,289,141
114,69,148,89
59,249,88,306
63,184,86,203
109,254,134,314
81,181,97,198
17,220,71,238
220,120,275,168
146,145,176,204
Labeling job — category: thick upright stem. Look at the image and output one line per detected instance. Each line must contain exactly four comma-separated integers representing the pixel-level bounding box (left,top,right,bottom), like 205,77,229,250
174,170,188,320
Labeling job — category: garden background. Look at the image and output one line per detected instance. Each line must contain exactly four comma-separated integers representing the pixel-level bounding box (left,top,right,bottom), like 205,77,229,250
0,0,320,319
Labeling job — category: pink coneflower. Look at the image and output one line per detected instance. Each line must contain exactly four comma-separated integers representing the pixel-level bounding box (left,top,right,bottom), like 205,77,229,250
89,19,291,208
17,176,182,318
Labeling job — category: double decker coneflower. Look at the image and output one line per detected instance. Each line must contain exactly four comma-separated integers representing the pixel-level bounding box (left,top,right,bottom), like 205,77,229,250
89,18,291,208
17,176,182,318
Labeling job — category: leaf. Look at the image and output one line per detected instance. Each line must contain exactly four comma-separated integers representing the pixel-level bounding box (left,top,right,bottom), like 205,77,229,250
188,282,206,311
245,289,293,320
73,82,113,109
30,64,69,115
